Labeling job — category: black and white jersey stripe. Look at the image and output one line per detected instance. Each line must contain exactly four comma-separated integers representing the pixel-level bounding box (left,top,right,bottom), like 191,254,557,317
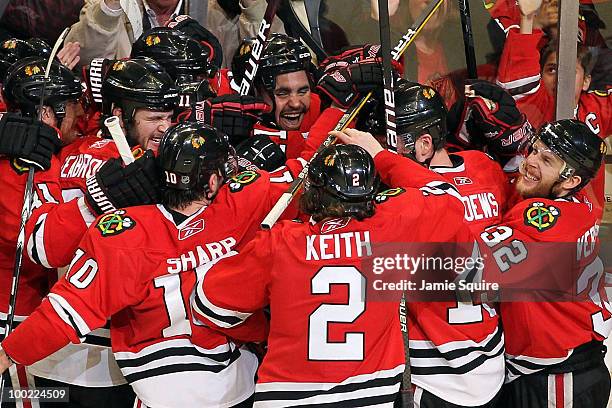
506,352,571,383
409,326,505,406
48,293,111,347
253,365,403,408
113,339,241,384
496,74,541,100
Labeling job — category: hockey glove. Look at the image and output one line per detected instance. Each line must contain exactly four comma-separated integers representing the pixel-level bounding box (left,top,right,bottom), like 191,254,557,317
464,80,533,159
316,59,384,109
319,44,382,73
85,150,161,215
236,135,287,172
190,95,272,146
0,113,61,171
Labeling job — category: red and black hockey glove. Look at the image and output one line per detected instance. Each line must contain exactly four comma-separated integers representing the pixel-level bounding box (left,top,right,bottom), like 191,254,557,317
189,95,272,146
84,150,161,215
319,44,382,73
0,112,61,171
451,80,534,162
316,59,384,109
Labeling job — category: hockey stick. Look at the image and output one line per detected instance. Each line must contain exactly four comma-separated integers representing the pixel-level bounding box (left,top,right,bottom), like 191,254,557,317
458,0,477,79
304,0,323,51
239,0,282,96
377,0,397,151
0,27,70,404
377,1,412,404
261,0,446,229
105,116,135,165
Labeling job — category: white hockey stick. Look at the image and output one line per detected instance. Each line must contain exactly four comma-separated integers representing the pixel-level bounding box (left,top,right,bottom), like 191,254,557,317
104,116,135,165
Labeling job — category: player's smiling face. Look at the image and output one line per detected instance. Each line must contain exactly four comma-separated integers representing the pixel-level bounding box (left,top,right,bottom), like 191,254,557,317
269,70,311,131
130,108,174,153
516,140,565,198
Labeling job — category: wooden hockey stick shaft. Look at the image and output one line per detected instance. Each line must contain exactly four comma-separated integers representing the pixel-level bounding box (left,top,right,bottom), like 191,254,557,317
0,27,70,405
260,0,446,229
239,0,282,96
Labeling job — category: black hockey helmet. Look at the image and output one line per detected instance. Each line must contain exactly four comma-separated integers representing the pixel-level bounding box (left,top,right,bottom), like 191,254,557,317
231,37,257,84
165,14,223,74
157,122,237,191
131,28,216,80
535,119,605,191
395,80,448,156
236,134,287,172
3,56,82,118
101,57,179,124
0,38,51,81
307,144,379,208
256,33,312,91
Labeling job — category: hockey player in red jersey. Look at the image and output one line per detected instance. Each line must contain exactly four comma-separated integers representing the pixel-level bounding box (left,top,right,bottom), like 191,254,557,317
369,79,511,230
251,33,324,159
335,129,504,407
193,140,483,407
0,121,309,407
482,119,611,408
26,57,178,270
0,56,83,406
495,0,611,138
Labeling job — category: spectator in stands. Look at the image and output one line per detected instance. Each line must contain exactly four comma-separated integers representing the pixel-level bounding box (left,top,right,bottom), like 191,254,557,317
66,0,285,68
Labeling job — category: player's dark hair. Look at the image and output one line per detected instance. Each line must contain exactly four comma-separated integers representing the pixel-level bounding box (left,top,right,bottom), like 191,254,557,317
162,182,209,210
540,43,594,76
299,187,375,222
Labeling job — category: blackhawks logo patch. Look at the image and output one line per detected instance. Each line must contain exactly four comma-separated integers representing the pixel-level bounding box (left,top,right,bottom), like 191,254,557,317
96,210,135,237
228,171,260,192
375,187,405,204
524,202,560,232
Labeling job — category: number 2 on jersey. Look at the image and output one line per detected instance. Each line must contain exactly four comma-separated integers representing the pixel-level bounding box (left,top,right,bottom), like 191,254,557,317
308,266,366,361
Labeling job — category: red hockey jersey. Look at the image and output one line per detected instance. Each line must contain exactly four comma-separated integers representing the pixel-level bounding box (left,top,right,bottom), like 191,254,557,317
3,164,303,407
253,93,324,160
0,158,61,319
376,152,505,405
431,150,509,230
195,151,503,406
25,136,144,269
496,28,612,137
478,196,610,381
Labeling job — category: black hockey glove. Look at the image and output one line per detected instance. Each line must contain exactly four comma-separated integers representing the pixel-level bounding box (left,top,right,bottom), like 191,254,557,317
85,150,161,215
0,112,61,171
189,95,272,146
236,135,287,172
316,59,384,109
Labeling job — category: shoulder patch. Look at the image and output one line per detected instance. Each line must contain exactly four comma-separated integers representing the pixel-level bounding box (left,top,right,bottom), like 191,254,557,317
375,187,405,204
523,201,560,232
96,210,135,237
228,170,260,192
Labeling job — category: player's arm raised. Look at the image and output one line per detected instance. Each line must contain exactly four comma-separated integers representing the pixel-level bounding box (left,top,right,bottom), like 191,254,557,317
192,232,272,343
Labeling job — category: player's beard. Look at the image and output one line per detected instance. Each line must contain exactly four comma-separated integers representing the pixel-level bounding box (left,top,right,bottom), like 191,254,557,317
515,161,556,199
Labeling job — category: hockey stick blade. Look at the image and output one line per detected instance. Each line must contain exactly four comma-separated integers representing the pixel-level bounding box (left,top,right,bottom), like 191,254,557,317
260,0,446,229
105,116,135,165
239,0,281,96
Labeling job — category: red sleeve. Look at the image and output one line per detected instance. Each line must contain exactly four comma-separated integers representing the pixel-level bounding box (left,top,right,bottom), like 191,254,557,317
192,232,271,342
4,226,144,364
373,150,452,188
26,197,95,268
300,107,345,160
2,299,73,365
